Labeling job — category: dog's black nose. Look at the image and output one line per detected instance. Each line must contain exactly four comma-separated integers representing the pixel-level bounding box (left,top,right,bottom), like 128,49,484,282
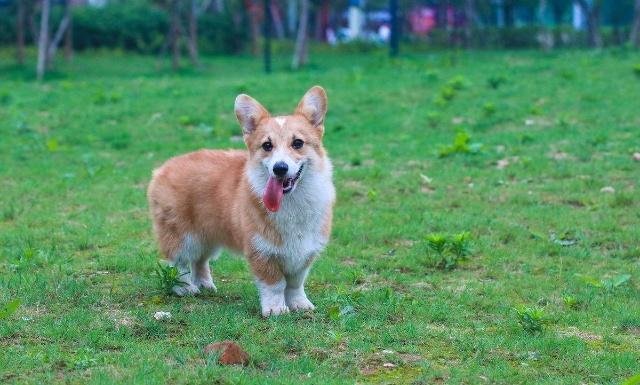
273,162,288,177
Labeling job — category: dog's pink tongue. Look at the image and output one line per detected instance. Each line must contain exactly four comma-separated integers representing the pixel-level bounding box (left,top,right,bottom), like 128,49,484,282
263,176,284,212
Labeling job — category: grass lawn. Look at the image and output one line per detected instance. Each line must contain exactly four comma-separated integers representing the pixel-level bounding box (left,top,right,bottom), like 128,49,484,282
1,48,639,385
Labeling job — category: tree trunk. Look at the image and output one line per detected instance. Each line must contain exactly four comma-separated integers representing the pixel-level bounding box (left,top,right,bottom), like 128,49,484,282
214,0,225,13
246,0,261,56
170,0,181,70
464,0,475,47
630,0,640,47
37,0,51,81
436,0,447,29
504,1,515,27
287,0,297,36
291,0,308,70
47,2,71,68
16,0,25,65
64,0,73,61
577,0,602,48
188,0,200,67
271,2,285,39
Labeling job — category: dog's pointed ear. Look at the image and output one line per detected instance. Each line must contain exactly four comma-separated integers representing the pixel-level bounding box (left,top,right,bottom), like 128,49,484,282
295,86,327,129
235,94,270,135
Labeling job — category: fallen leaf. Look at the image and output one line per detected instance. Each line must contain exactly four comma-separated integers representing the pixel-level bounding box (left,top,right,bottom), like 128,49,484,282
204,341,249,366
419,173,433,184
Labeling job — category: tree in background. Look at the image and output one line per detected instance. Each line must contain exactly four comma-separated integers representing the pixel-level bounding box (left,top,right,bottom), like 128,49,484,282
36,0,49,81
631,0,640,47
158,0,202,70
291,0,309,69
188,0,200,67
16,0,26,65
576,0,603,48
245,0,262,56
36,0,73,80
46,0,72,68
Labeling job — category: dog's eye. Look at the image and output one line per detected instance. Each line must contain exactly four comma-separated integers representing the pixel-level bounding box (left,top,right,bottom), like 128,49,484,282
292,139,304,149
262,142,273,152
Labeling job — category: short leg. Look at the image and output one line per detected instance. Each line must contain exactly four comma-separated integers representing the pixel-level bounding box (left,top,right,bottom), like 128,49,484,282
285,266,315,312
170,234,203,296
249,254,289,317
191,247,219,291
172,261,200,296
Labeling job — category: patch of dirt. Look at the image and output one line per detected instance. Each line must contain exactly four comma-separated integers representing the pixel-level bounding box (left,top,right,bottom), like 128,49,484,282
558,327,602,342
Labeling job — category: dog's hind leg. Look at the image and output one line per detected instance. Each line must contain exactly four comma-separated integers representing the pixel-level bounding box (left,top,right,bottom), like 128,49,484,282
171,234,204,296
191,246,220,291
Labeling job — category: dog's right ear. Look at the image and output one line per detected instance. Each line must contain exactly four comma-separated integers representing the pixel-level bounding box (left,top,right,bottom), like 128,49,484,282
235,94,269,135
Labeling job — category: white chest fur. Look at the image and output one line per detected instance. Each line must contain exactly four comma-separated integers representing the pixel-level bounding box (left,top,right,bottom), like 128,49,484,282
249,159,335,275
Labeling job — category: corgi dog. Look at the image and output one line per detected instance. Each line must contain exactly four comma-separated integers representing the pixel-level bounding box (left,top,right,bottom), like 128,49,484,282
147,86,335,317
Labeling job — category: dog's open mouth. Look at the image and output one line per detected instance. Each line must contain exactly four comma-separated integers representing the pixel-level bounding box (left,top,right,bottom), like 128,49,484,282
282,164,303,194
263,164,304,212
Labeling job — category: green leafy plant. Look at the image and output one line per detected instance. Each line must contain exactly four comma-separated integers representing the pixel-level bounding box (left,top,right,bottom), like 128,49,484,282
562,295,580,310
0,299,21,320
487,75,507,89
440,86,456,101
622,373,640,385
583,274,631,292
633,64,640,78
447,75,466,90
425,233,447,255
483,102,496,116
425,232,473,271
514,305,546,334
426,111,440,127
438,131,483,158
154,262,188,295
449,232,471,258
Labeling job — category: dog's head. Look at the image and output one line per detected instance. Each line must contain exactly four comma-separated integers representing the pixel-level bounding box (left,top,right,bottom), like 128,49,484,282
234,86,328,212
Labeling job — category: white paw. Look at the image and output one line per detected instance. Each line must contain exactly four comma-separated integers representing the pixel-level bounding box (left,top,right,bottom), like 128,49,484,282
195,278,217,291
173,283,200,296
286,295,315,312
261,304,290,317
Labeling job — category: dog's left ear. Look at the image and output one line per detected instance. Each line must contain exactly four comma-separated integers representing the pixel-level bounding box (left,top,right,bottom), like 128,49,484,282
295,86,327,130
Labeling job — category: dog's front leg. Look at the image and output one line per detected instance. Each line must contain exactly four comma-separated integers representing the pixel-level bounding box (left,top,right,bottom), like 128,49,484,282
249,254,289,317
285,265,315,312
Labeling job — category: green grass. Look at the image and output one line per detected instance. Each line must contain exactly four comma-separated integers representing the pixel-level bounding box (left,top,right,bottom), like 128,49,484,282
1,48,639,384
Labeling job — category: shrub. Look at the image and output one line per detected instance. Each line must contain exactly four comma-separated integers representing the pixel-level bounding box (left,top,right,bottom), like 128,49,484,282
425,232,472,271
23,3,247,55
514,305,546,334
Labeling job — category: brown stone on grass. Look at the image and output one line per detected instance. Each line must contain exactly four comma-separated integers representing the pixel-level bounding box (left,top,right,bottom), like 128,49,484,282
204,341,249,366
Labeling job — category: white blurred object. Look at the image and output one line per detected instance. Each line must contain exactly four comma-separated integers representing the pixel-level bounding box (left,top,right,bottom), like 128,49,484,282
153,311,172,320
378,24,391,42
600,186,615,194
348,3,364,40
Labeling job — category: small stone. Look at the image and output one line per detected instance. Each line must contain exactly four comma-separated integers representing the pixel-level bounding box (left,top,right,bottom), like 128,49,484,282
382,349,394,354
633,152,640,161
383,362,396,368
204,341,249,366
153,311,171,320
496,159,510,169
600,186,615,194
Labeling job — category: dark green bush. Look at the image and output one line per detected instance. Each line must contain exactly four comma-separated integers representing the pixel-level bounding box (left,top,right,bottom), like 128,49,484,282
73,3,168,53
0,2,245,55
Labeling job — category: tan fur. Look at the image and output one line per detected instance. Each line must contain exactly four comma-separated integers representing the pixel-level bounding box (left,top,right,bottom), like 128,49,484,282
147,86,334,314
